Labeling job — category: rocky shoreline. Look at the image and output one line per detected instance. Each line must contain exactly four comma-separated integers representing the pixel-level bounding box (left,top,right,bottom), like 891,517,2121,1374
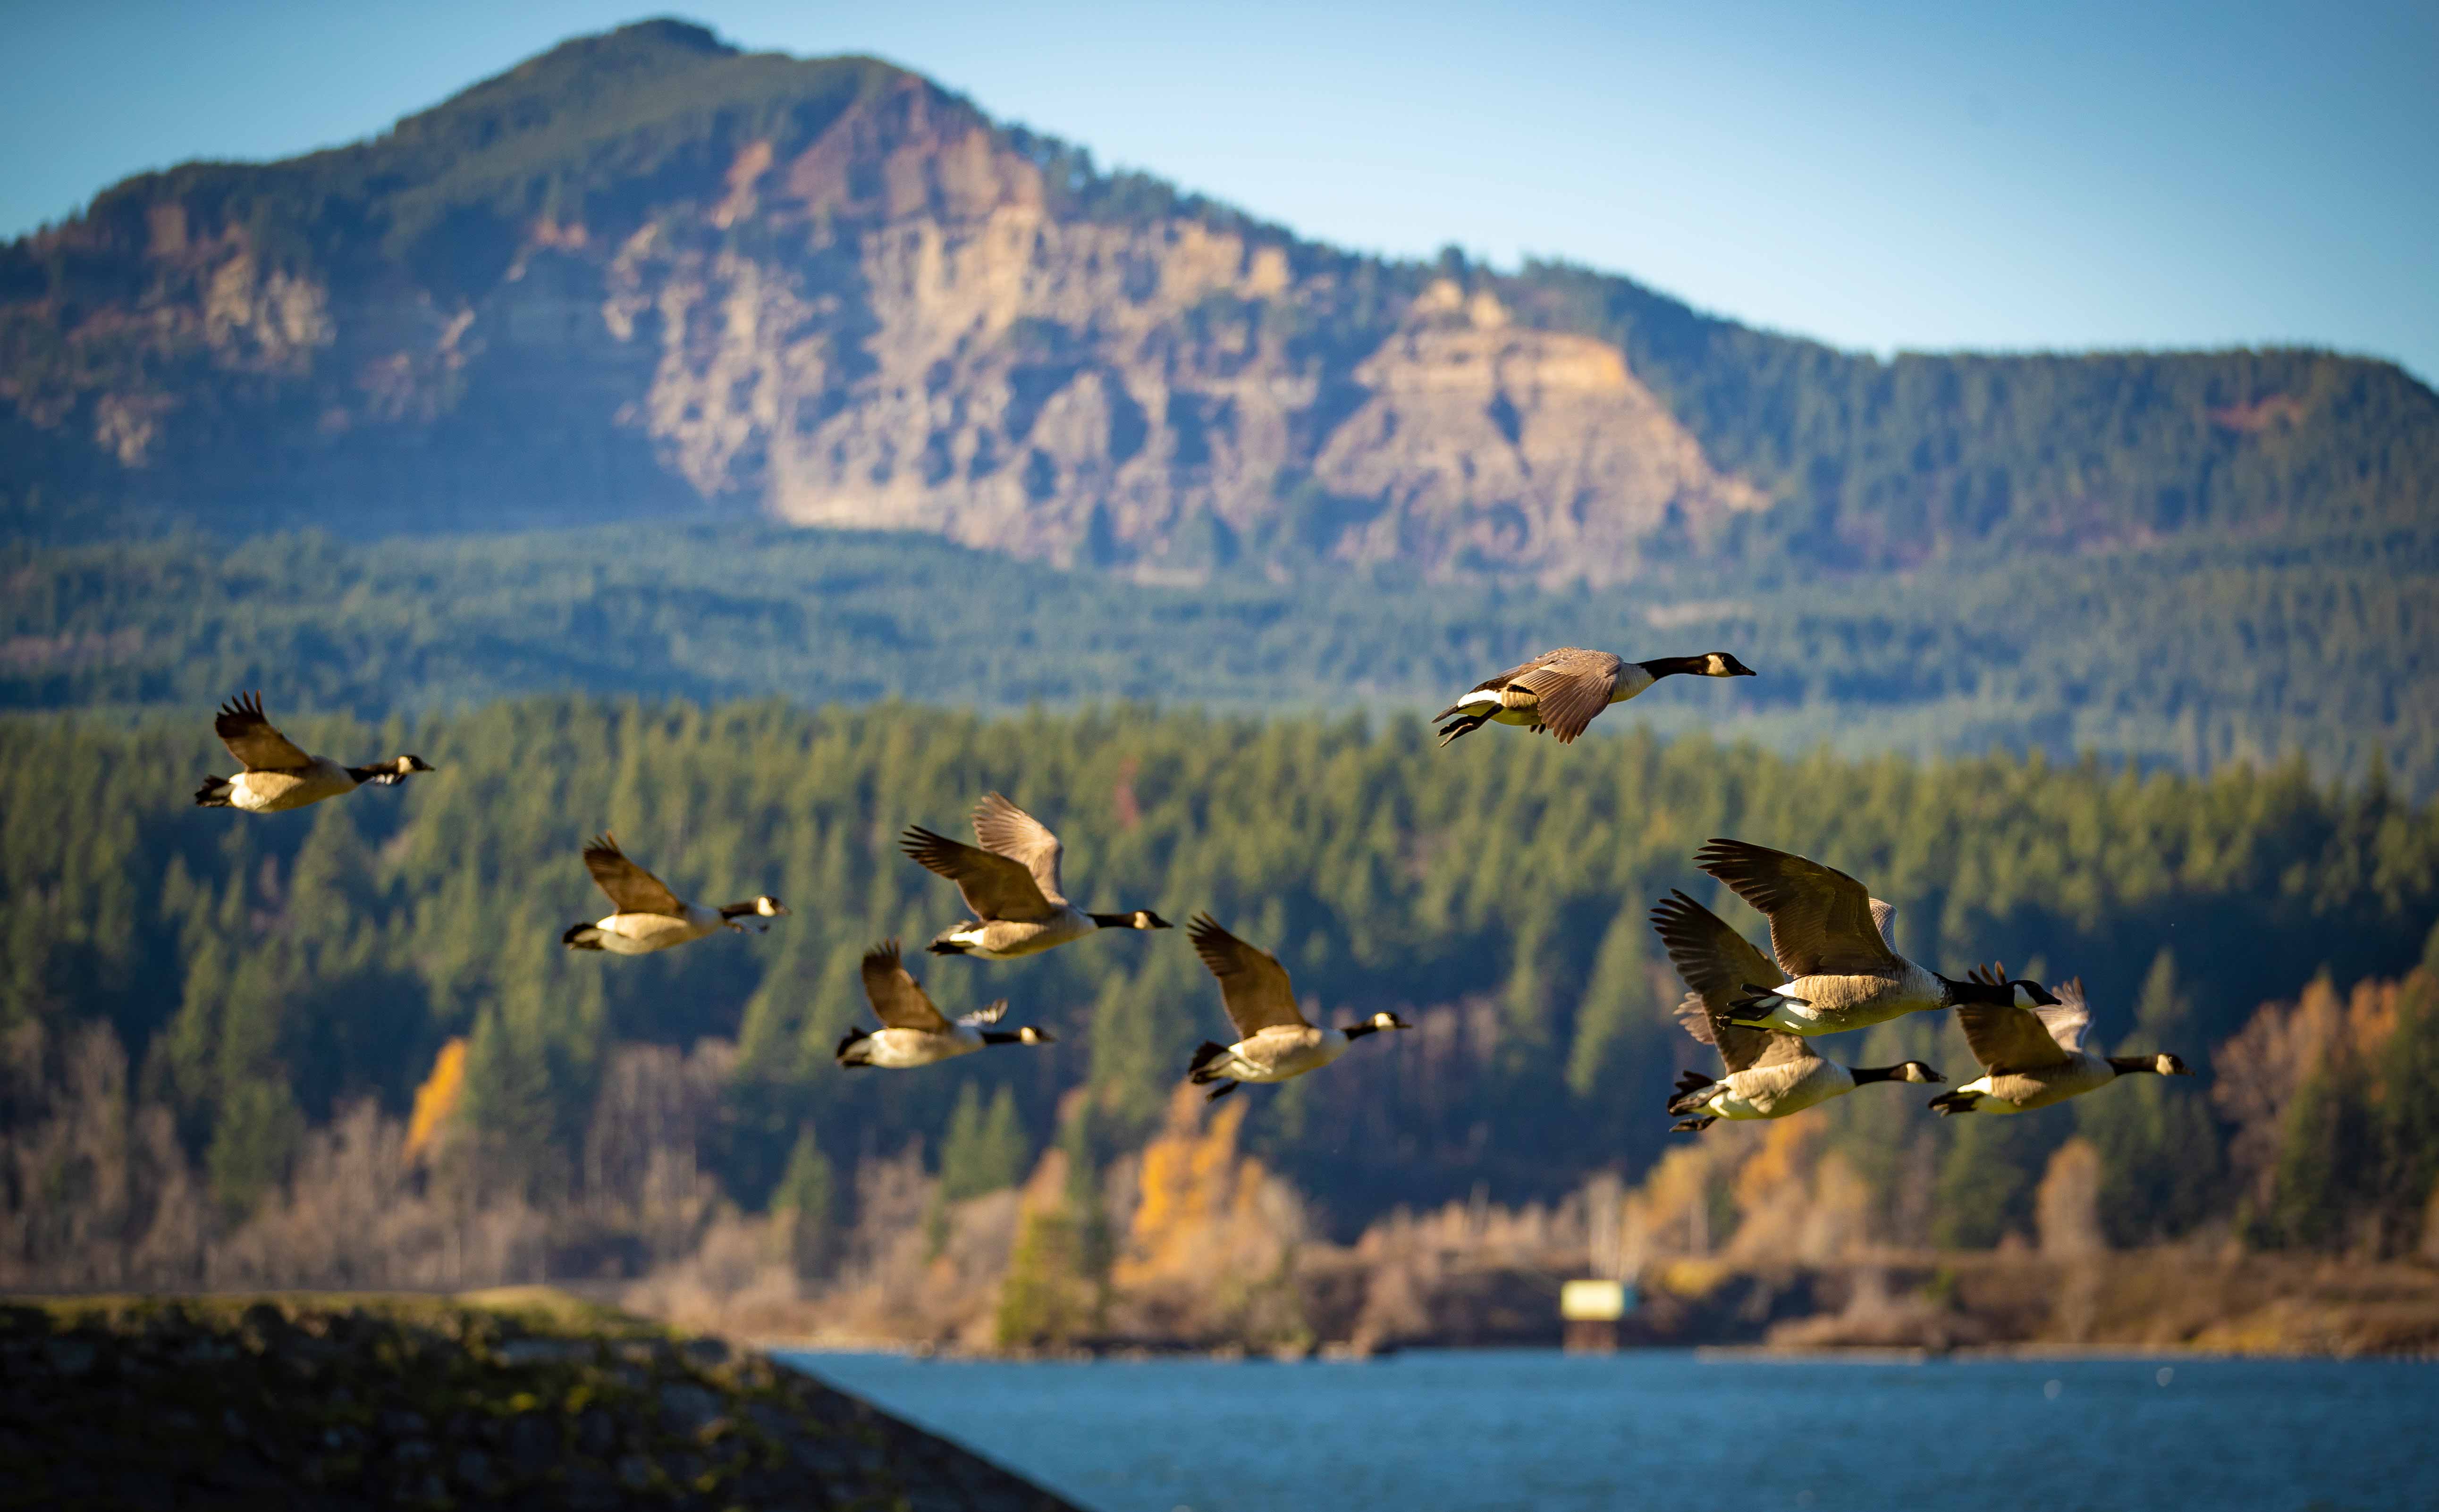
0,1288,1079,1511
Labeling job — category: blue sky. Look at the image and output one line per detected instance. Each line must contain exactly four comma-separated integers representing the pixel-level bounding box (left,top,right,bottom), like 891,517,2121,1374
7,1,2434,381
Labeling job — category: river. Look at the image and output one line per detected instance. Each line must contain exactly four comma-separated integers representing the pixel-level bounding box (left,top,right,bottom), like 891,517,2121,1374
783,1346,2433,1512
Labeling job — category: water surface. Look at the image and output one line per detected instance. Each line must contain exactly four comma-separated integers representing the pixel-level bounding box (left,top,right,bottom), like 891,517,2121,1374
784,1347,2433,1512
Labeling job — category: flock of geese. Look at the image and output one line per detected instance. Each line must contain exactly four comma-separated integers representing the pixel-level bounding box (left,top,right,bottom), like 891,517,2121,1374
191,647,2194,1137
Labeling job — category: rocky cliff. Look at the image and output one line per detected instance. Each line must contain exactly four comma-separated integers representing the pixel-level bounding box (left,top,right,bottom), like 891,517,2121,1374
4,20,2431,577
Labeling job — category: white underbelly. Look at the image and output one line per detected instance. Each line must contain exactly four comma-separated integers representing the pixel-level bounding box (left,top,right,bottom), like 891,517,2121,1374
1711,1062,1852,1119
1223,1034,1345,1083
232,767,353,812
1955,1075,2026,1113
1758,968,1940,1034
863,1028,981,1068
592,912,717,955
962,911,1094,959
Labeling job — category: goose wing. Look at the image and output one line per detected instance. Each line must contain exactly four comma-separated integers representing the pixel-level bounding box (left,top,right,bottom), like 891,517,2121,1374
1953,969,2076,1074
582,833,688,917
1435,647,1621,742
1505,648,1625,743
2037,977,2093,1054
1694,839,1902,977
1188,914,1310,1035
1651,890,1814,1074
860,941,953,1033
971,792,1068,906
901,825,1059,923
213,691,314,772
1870,898,1899,947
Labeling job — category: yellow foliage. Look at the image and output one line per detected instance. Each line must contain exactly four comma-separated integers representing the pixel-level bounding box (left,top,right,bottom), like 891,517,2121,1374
404,1037,468,1160
1118,1085,1267,1286
1733,1117,1821,1210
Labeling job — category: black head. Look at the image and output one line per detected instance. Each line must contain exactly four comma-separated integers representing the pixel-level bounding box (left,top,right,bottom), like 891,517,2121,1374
1700,652,1758,678
1341,1011,1411,1041
398,755,436,774
2156,1052,2192,1076
1899,1060,1943,1084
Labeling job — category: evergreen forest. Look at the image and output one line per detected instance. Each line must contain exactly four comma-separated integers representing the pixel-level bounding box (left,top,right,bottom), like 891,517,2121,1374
7,695,2438,1292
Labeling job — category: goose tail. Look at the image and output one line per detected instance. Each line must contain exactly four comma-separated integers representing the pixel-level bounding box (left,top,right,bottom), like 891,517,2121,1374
835,1026,873,1067
1927,1088,1980,1117
1434,712,1493,747
194,776,233,807
562,923,606,951
1665,1073,1721,1117
1187,1041,1232,1083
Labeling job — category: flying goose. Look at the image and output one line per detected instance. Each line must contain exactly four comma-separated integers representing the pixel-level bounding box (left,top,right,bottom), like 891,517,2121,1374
193,692,435,812
1693,838,2059,1035
1183,914,1408,1101
1929,971,2192,1116
1433,648,1755,746
560,832,787,954
1652,890,1942,1132
902,792,1170,958
836,941,1054,1069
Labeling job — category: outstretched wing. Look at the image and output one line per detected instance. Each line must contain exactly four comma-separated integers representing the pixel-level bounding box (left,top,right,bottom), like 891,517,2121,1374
582,833,688,917
1651,889,1815,1074
971,792,1067,906
213,691,314,772
1507,648,1624,744
2036,977,2093,1054
1870,898,1899,948
861,941,952,1032
900,824,1059,923
1187,914,1309,1036
1954,969,2076,1073
1694,838,1901,977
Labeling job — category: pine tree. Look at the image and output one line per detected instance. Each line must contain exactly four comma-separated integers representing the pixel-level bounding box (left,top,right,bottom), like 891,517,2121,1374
2080,950,2225,1243
769,1125,836,1278
939,1084,1028,1201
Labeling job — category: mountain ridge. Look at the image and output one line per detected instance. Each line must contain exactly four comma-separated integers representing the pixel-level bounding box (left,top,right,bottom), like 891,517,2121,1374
3,19,2433,580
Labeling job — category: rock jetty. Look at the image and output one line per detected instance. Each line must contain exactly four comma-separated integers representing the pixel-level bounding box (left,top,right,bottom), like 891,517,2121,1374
0,1289,1078,1510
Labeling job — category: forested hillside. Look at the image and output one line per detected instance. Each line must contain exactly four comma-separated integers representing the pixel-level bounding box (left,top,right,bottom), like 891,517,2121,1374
5,698,2436,1298
5,19,2432,580
9,521,2434,791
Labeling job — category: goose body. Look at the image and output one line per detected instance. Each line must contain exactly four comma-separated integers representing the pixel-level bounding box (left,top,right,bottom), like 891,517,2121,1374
1930,974,2193,1116
193,692,434,813
561,833,787,955
1183,915,1407,1100
835,941,1053,1069
1651,890,1940,1132
1433,649,1755,746
1694,838,2057,1035
903,793,1169,958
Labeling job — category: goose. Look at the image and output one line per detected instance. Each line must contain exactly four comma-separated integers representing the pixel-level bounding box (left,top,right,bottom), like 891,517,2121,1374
1433,648,1755,746
560,832,787,954
902,792,1170,958
1183,914,1409,1101
193,692,434,812
1930,970,2193,1116
1652,889,1942,1132
1693,838,2059,1035
835,940,1054,1069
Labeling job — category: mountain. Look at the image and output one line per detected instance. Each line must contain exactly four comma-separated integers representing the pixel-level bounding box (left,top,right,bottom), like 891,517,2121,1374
6,19,2434,580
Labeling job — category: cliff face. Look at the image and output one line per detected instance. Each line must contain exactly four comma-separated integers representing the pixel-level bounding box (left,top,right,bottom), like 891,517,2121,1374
4,21,2431,576
1,56,1754,581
